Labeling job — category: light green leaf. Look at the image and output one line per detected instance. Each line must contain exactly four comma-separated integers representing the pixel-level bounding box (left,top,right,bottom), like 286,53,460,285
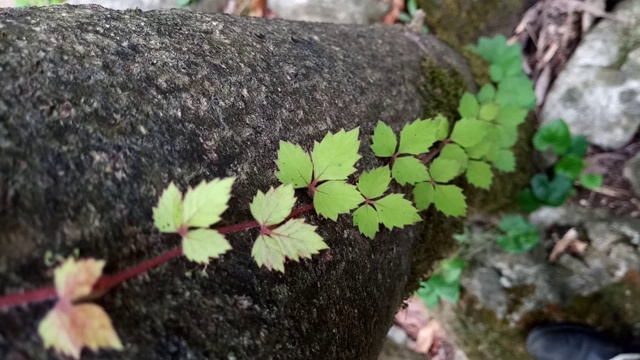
417,281,440,308
450,119,488,148
398,119,438,155
312,128,361,181
477,84,496,104
479,103,499,121
374,194,421,230
357,166,391,199
466,140,491,160
458,92,479,118
466,160,493,189
251,234,286,272
413,182,435,211
580,173,603,190
353,205,380,239
429,274,461,303
498,124,519,148
182,178,235,228
250,185,296,226
434,114,450,141
252,219,328,272
182,229,231,264
497,105,528,127
434,184,467,217
430,158,460,183
371,121,397,157
493,150,516,172
314,181,364,220
153,182,183,233
441,258,466,282
276,141,313,188
439,143,468,173
392,156,430,186
495,75,536,110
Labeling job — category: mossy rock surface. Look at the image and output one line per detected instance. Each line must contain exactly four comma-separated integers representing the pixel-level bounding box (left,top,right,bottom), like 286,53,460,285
0,5,476,359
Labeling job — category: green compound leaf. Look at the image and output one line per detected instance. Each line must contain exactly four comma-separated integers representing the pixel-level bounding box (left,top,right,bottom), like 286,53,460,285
374,194,421,230
276,141,313,188
312,128,361,181
434,184,467,217
472,35,520,64
493,149,516,172
580,173,603,190
182,178,235,228
250,185,296,227
531,173,573,206
182,229,231,264
314,181,363,220
252,219,328,273
519,188,542,213
353,205,380,239
497,124,519,148
430,158,460,183
398,119,438,155
429,274,461,304
466,160,493,189
439,143,468,173
450,119,488,148
479,103,499,121
441,258,466,282
392,156,430,186
477,84,496,104
413,182,435,211
153,182,183,233
569,135,589,158
555,155,584,180
497,215,540,254
458,92,480,119
417,281,440,308
497,105,528,127
466,140,491,160
489,56,523,83
496,75,536,110
357,166,391,199
371,121,398,157
434,114,450,141
533,119,571,155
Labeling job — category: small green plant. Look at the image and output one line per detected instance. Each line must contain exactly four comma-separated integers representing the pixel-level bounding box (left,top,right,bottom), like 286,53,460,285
496,215,540,253
417,257,466,307
519,119,603,212
398,0,429,34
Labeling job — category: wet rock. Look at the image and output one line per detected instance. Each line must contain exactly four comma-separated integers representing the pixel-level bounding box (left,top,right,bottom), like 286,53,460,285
268,0,389,24
541,0,640,150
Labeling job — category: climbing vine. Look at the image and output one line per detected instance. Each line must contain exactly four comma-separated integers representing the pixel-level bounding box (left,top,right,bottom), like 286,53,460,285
0,35,541,358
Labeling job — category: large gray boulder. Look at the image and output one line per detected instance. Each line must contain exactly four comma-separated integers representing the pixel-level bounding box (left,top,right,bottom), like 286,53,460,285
0,5,472,359
541,0,640,150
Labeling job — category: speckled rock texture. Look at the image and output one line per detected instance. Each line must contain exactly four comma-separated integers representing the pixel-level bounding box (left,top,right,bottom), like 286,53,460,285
0,5,472,359
541,0,640,150
65,0,183,10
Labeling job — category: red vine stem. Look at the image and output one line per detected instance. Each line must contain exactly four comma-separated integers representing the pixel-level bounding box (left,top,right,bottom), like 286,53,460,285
0,204,315,309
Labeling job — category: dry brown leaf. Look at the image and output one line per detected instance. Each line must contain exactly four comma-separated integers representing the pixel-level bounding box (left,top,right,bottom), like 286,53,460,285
411,319,446,355
549,228,588,261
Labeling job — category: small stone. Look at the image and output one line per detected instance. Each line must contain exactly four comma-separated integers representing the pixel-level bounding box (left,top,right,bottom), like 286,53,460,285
541,0,640,150
585,222,626,251
624,153,640,197
268,0,390,24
